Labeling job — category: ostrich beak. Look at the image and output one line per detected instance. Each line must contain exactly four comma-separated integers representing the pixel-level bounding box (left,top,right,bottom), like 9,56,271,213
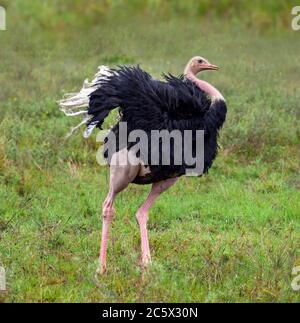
204,63,219,71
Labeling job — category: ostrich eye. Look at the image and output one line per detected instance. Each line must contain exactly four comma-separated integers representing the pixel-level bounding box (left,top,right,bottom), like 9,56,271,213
198,59,204,64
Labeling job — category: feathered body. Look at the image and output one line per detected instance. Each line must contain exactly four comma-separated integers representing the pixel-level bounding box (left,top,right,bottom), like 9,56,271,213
87,66,227,184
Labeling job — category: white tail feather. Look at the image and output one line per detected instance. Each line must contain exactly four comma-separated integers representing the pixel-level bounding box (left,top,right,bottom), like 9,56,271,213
58,65,111,137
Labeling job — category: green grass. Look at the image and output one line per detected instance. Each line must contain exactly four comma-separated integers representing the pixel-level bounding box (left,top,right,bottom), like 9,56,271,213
0,2,300,302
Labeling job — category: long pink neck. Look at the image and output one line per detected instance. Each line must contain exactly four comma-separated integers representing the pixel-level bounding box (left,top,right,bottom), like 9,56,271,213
185,71,224,101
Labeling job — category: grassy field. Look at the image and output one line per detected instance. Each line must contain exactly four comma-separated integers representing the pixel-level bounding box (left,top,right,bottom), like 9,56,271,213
0,1,300,302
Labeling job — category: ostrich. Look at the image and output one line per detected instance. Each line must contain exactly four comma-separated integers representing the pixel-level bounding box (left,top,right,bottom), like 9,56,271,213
59,57,227,274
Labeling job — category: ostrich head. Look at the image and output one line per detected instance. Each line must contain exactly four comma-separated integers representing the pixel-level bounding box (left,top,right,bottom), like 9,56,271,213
184,56,219,76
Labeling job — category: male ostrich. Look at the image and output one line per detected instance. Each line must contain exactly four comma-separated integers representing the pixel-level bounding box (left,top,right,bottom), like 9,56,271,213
59,56,227,274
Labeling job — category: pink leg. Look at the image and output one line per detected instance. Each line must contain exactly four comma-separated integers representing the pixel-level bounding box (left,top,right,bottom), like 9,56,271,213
136,177,178,268
97,149,140,275
98,189,116,275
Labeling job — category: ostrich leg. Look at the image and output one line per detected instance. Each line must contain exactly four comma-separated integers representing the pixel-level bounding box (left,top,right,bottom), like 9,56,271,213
136,178,178,268
97,150,140,275
98,188,116,275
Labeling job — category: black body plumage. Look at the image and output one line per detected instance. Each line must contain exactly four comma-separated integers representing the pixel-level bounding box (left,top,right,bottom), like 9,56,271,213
88,66,227,184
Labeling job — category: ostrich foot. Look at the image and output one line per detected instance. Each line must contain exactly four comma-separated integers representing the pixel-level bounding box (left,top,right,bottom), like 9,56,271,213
140,254,152,272
96,265,107,276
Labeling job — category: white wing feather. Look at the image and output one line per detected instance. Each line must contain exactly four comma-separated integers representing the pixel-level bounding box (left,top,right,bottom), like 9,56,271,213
58,65,112,137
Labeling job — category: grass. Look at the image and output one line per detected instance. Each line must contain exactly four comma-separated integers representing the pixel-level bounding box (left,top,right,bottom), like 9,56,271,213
0,2,300,302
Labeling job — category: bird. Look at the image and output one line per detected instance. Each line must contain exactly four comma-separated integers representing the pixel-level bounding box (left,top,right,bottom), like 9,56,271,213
58,56,227,274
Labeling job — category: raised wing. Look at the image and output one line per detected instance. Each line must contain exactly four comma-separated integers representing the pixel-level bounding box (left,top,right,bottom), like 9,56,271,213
88,66,212,131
